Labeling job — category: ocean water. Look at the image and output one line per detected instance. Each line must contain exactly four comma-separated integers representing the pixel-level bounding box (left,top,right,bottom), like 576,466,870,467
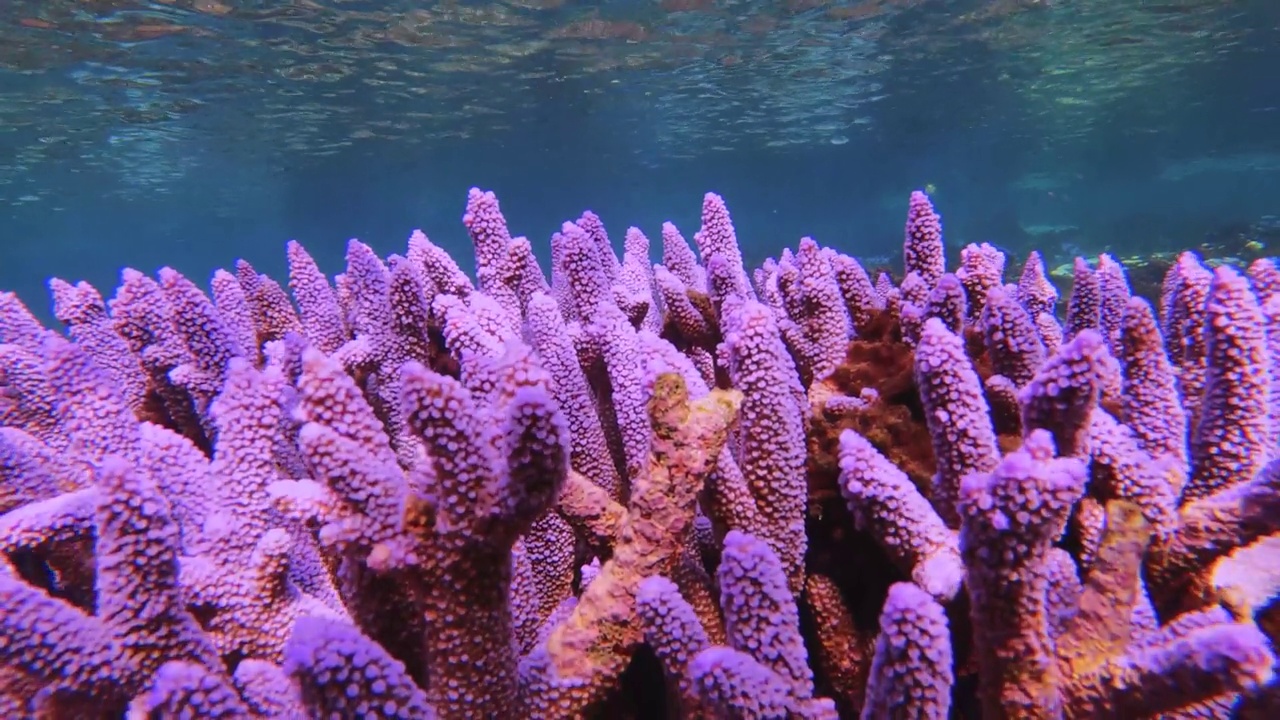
1,0,1278,315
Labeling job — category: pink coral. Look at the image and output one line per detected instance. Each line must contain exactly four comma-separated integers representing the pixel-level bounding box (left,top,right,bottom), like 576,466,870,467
0,188,1275,720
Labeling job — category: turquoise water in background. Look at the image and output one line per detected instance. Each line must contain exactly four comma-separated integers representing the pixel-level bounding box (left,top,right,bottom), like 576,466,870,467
1,0,1278,314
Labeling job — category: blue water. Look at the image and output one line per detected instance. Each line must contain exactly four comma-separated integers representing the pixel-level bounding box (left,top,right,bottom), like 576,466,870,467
2,0,1278,317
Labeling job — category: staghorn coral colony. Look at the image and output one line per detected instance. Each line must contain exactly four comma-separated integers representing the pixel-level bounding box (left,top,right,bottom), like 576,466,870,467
2,188,1280,719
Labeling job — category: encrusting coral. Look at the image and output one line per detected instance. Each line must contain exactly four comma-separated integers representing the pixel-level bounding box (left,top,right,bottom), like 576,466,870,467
2,187,1279,719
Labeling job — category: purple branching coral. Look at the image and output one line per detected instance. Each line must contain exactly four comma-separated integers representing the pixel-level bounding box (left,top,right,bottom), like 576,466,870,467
914,317,1000,527
1,187,1278,719
860,581,953,720
904,190,945,291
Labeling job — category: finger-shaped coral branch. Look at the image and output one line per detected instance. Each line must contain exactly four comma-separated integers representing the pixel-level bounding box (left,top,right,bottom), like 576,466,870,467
1185,265,1271,501
914,317,1000,526
519,374,739,717
861,582,953,720
1069,608,1276,718
1118,296,1188,475
556,469,625,552
139,660,251,719
0,573,139,712
1145,459,1280,618
636,574,713,716
837,429,963,601
981,285,1045,388
1057,501,1150,711
208,358,287,563
1065,257,1101,340
0,486,98,559
1019,330,1106,457
400,351,568,718
688,647,807,720
283,616,436,719
717,530,817,698
723,300,808,593
1161,253,1213,431
95,456,222,678
232,659,306,718
525,292,623,499
1085,410,1178,537
903,191,945,290
960,429,1086,719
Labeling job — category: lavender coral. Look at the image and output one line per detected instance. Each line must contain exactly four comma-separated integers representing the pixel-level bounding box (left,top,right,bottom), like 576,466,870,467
959,430,1086,718
861,582,953,720
904,190,945,289
1,186,1277,720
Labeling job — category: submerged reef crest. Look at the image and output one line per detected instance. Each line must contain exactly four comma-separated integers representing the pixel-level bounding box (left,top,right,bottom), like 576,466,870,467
1,188,1280,719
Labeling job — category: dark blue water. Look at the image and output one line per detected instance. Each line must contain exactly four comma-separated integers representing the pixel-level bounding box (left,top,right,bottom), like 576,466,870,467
2,0,1278,317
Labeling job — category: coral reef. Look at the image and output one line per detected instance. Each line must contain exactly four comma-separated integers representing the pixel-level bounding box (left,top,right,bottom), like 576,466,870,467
2,187,1279,719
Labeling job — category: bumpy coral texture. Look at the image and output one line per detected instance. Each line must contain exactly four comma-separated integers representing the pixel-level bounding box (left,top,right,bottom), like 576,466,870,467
0,188,1276,720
